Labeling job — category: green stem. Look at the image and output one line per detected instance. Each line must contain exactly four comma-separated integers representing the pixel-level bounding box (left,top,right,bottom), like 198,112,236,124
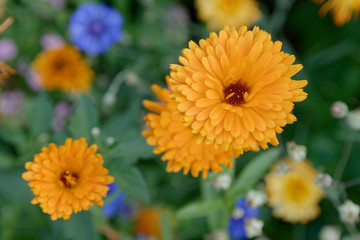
334,131,357,181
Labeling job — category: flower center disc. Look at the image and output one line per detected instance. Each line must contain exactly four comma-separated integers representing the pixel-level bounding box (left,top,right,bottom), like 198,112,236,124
223,81,249,106
60,170,79,188
285,177,309,203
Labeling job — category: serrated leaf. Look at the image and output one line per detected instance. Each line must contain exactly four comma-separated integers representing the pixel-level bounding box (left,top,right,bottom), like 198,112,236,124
68,95,99,141
176,199,225,220
226,148,281,200
61,211,99,240
111,162,149,203
29,92,53,137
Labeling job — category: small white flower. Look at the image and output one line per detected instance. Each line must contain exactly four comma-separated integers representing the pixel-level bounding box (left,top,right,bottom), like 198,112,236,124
331,101,348,119
232,208,245,220
245,218,263,238
246,190,267,208
212,174,232,191
319,225,341,240
106,137,115,146
91,127,101,136
346,109,360,130
316,173,333,188
286,141,307,162
275,161,292,174
339,200,360,224
102,93,116,108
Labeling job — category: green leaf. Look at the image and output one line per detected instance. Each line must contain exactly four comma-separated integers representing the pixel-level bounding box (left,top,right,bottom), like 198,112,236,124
0,167,33,201
226,148,281,200
29,92,53,138
176,199,225,220
68,95,99,141
61,211,99,240
111,162,149,203
106,132,154,163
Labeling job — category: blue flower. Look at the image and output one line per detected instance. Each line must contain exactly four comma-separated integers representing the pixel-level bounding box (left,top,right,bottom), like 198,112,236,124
103,183,133,218
69,2,123,55
227,197,259,240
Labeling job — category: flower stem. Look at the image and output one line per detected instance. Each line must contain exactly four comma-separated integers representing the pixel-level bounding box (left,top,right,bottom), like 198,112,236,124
334,131,357,181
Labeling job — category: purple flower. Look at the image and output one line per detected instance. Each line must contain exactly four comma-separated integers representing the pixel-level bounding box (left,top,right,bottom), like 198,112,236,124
46,0,65,9
0,90,25,116
103,183,133,218
54,101,73,118
227,197,259,240
0,39,18,61
68,2,123,55
41,33,64,49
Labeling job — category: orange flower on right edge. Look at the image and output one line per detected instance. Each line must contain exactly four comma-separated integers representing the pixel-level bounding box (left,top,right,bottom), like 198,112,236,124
265,158,324,224
313,0,360,26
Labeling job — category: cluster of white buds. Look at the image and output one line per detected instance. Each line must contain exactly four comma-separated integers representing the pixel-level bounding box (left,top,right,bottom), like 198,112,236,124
211,173,232,191
246,190,267,208
315,173,333,188
286,141,307,162
339,200,360,224
319,225,341,240
245,218,264,238
331,101,348,119
346,108,360,131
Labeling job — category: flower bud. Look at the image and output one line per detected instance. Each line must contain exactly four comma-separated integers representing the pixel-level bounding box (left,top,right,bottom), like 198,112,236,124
339,200,360,224
246,190,267,208
212,174,232,191
91,127,101,136
245,218,263,238
346,109,360,130
331,101,348,119
319,225,341,240
286,141,307,162
106,137,115,146
316,173,333,188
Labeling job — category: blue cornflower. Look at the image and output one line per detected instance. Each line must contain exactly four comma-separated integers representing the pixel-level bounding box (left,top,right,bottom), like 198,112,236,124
103,183,133,218
69,2,123,55
227,197,259,240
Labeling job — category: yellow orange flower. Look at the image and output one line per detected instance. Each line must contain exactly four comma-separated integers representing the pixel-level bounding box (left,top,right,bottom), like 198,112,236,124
135,207,162,239
314,0,360,26
195,0,262,30
265,158,324,224
167,26,308,157
32,45,94,92
142,85,232,178
22,138,114,220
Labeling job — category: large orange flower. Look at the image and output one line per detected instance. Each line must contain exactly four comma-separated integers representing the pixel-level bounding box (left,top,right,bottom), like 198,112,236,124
167,26,307,157
142,85,232,178
196,0,262,30
22,138,114,220
313,0,360,26
32,45,94,92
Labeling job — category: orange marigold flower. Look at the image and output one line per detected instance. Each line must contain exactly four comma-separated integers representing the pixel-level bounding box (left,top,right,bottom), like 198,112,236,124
265,158,324,224
313,0,360,26
195,0,262,30
134,207,162,239
167,26,308,157
0,62,16,84
142,85,232,178
32,45,94,92
22,138,114,220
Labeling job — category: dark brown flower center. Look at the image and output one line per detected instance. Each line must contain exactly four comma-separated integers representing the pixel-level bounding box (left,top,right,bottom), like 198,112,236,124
223,81,249,106
60,170,79,188
53,59,67,72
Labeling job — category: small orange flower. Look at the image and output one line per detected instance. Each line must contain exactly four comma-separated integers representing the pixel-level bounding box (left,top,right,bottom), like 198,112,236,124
22,138,114,220
196,0,262,30
32,45,94,92
135,207,162,239
313,0,360,26
0,17,16,84
142,85,233,178
265,158,324,224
